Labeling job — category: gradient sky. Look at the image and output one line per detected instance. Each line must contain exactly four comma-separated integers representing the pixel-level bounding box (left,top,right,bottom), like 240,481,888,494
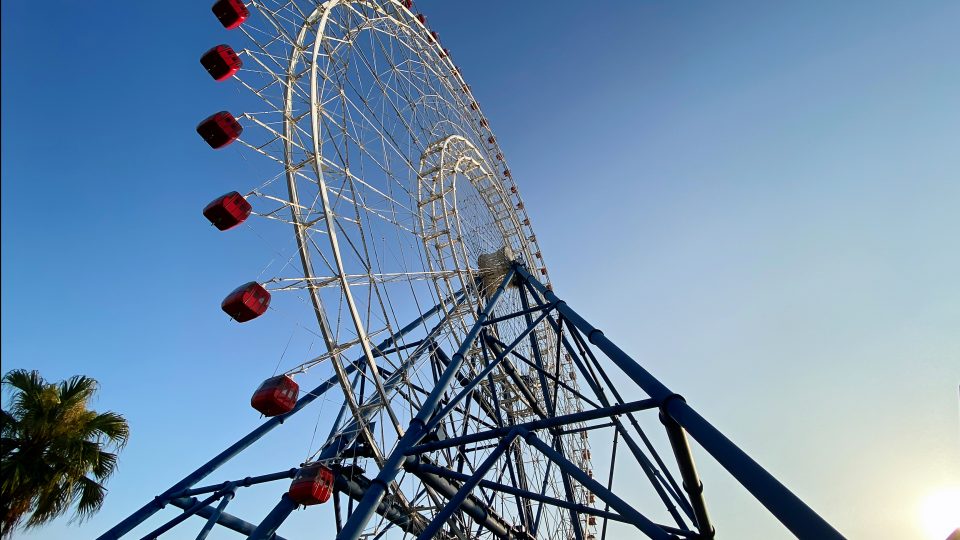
2,1,958,539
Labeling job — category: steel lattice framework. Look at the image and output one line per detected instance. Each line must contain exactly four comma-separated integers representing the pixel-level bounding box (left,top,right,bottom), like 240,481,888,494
98,1,843,539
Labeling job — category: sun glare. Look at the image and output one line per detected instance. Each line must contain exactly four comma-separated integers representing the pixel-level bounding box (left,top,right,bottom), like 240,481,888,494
920,487,960,540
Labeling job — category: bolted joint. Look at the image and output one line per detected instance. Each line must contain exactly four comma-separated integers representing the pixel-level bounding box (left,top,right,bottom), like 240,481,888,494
658,393,687,420
586,327,604,344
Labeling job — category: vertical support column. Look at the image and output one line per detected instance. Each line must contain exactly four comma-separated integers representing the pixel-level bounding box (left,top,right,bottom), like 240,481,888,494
660,412,713,538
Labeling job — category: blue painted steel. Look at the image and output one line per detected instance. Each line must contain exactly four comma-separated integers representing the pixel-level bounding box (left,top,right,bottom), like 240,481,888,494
175,469,298,498
661,412,713,537
414,430,519,540
139,490,226,540
410,461,629,523
520,429,673,540
98,294,458,540
196,486,235,540
248,494,298,540
168,498,288,540
404,457,515,537
319,291,469,461
423,308,553,434
482,333,603,410
99,367,352,540
552,306,692,524
516,264,844,539
335,268,516,540
475,341,536,532
600,429,621,540
407,399,657,455
535,303,690,527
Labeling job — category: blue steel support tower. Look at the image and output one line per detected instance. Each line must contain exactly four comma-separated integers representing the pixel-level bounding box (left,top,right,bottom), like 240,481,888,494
98,264,842,540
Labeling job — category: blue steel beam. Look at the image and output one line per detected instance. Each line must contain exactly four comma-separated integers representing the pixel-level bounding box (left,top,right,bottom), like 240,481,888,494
174,469,298,499
408,461,630,524
196,487,235,540
318,291,469,461
520,429,673,540
168,498,287,540
413,431,520,540
476,341,536,531
139,490,227,540
97,293,459,540
512,301,693,532
515,264,843,540
407,399,658,455
557,313,693,523
423,307,553,434
248,495,298,540
247,293,473,538
335,268,516,540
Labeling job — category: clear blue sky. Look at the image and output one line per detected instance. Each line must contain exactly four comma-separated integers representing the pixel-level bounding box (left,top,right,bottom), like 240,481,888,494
2,1,958,539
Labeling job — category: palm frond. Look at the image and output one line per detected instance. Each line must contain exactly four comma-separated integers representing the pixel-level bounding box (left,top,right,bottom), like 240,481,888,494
69,476,106,524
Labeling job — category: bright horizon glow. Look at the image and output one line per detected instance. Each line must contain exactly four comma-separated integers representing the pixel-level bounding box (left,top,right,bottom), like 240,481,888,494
920,487,960,540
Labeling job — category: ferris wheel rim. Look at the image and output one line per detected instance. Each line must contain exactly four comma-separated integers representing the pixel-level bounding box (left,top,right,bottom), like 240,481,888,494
275,1,545,381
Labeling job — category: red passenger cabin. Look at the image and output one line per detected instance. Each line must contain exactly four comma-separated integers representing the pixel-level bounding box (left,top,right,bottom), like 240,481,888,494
203,191,252,230
201,45,242,81
212,0,249,30
251,375,299,416
221,282,270,322
197,112,243,149
289,464,335,505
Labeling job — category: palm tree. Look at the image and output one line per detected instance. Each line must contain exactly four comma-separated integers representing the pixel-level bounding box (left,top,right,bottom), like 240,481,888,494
1,370,129,537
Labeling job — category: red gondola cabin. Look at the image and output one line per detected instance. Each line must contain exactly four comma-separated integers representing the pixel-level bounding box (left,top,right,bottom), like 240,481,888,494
197,111,243,149
212,0,249,30
289,464,335,505
203,191,252,230
201,45,242,81
221,282,270,322
416,13,426,25
251,375,299,416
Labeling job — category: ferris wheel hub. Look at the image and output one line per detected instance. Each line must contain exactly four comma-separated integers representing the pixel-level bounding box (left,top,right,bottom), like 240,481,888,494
478,246,516,295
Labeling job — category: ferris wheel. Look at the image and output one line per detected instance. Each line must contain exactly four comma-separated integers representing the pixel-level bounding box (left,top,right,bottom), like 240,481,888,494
100,2,844,539
199,0,585,538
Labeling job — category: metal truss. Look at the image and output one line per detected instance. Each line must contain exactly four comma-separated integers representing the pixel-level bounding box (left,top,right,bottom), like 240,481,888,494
98,264,842,540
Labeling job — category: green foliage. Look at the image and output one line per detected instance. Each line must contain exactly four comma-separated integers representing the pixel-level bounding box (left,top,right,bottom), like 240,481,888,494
0,370,129,537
